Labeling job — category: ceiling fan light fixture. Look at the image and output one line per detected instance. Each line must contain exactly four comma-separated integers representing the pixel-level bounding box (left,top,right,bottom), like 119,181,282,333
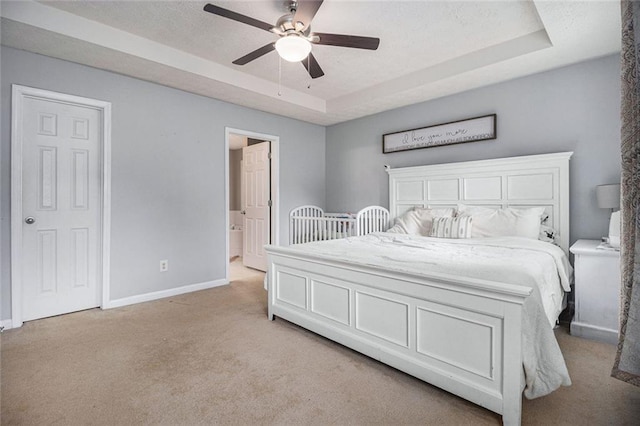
275,35,312,62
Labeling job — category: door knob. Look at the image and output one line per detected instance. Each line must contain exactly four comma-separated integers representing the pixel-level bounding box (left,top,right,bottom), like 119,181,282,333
25,216,36,224
240,210,246,215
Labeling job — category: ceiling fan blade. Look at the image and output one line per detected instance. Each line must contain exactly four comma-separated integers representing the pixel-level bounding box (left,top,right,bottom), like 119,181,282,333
232,43,276,65
312,32,380,50
293,0,324,30
301,53,325,79
203,3,274,32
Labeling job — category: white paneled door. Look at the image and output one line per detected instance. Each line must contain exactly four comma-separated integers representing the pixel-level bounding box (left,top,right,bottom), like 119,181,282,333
18,94,102,321
242,142,270,271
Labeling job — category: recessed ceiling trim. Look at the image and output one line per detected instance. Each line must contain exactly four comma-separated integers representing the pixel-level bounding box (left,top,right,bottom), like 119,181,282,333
328,29,552,112
1,0,326,113
1,1,621,126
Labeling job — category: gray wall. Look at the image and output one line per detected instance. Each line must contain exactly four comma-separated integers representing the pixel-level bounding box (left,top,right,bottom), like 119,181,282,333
326,54,621,244
0,46,622,322
0,46,326,320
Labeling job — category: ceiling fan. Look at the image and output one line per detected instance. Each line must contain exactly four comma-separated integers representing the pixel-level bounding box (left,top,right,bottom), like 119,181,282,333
203,0,380,79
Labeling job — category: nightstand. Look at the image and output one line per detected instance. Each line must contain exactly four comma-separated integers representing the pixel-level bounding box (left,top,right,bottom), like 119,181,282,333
569,239,621,344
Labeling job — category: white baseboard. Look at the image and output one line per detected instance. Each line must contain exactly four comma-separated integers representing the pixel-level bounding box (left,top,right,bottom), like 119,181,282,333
1,318,15,331
570,321,618,345
103,278,228,310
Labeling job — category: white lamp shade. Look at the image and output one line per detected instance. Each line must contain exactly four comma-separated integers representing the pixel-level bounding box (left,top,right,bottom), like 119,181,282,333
596,183,621,209
275,35,311,62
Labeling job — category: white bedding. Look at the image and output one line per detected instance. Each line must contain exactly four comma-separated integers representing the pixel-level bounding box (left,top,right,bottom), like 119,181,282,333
290,232,573,399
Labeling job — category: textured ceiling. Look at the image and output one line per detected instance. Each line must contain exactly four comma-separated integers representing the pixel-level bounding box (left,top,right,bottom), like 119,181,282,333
0,1,622,126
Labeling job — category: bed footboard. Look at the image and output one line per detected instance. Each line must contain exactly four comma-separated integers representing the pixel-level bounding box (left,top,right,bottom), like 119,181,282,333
266,247,529,426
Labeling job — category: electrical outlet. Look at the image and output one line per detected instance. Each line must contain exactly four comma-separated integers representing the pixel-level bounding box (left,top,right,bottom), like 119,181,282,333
159,259,169,272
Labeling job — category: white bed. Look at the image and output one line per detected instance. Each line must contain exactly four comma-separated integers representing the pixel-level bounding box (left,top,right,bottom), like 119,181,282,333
265,152,573,426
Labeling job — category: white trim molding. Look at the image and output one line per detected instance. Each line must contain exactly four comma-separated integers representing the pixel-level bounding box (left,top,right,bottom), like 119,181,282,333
1,319,15,331
0,1,325,115
224,127,280,282
103,278,228,309
10,84,112,328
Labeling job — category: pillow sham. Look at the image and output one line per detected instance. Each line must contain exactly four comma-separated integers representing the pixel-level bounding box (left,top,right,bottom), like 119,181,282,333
457,204,545,239
430,216,473,239
387,207,455,236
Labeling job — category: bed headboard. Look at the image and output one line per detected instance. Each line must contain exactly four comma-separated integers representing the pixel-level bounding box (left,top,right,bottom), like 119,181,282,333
386,152,573,253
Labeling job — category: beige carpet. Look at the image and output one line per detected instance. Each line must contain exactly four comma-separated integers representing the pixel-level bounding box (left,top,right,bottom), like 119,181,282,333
1,260,639,425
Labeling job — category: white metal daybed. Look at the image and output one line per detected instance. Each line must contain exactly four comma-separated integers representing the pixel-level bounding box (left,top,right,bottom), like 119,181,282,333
265,152,573,426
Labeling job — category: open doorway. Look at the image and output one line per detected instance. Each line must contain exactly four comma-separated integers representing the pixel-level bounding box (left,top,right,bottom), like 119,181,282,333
225,128,279,283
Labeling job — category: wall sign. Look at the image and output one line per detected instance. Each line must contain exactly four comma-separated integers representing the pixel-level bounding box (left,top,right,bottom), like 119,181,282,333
382,114,497,154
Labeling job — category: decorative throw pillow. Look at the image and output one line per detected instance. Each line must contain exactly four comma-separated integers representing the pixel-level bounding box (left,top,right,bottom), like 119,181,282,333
387,207,455,236
430,216,473,239
539,224,558,244
457,204,545,239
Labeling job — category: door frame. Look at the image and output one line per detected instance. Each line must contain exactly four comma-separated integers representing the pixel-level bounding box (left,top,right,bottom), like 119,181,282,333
10,85,112,328
224,127,279,281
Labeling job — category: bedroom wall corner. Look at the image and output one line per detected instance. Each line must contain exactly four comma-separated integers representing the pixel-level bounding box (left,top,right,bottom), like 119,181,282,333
0,46,325,322
325,54,621,244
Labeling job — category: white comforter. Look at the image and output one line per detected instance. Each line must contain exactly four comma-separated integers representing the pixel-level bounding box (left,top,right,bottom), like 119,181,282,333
291,233,573,399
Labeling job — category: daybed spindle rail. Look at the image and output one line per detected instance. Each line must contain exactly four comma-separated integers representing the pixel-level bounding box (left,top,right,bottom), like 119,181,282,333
289,205,390,245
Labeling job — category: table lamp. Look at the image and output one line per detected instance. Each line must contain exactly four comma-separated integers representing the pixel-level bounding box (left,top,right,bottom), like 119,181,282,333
596,183,621,248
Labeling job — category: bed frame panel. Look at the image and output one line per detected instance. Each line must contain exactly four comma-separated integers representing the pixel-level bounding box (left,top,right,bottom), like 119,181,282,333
388,152,573,253
267,252,528,424
266,152,573,426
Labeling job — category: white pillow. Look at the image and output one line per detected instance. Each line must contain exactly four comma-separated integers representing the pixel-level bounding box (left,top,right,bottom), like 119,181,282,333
430,216,473,239
457,204,545,239
387,207,455,236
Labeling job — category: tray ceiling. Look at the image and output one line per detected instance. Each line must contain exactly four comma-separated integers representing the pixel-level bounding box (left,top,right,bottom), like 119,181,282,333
1,1,621,125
